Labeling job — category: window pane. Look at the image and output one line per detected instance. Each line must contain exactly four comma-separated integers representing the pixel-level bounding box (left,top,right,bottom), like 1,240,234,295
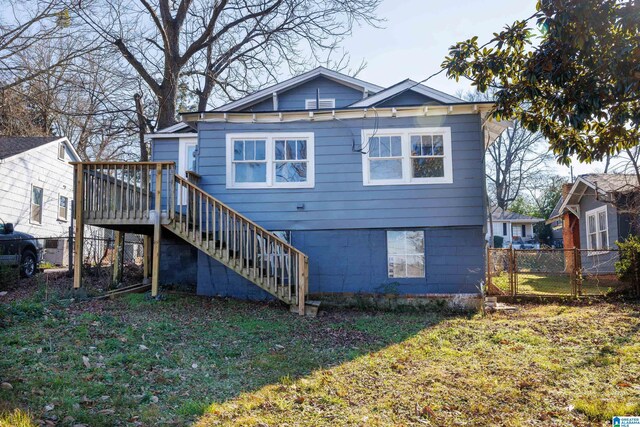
187,146,197,170
255,140,266,160
275,140,285,160
32,187,43,205
297,140,307,159
412,157,444,178
405,255,425,277
286,140,296,160
406,231,424,253
391,136,402,156
590,234,598,250
411,135,421,156
432,135,444,155
244,140,255,160
379,136,391,157
600,231,608,249
368,137,380,157
370,159,402,180
59,196,67,209
388,255,407,278
387,231,405,255
233,141,243,160
421,135,433,156
598,211,606,231
588,215,596,233
275,162,307,182
235,163,266,183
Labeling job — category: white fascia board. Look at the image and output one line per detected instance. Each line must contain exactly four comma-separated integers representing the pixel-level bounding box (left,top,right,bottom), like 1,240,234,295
155,122,191,134
349,80,463,108
184,103,495,124
557,177,599,215
212,67,383,112
146,132,198,140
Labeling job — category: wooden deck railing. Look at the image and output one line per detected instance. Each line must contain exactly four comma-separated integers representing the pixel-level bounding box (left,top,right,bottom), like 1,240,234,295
72,161,309,313
73,162,176,224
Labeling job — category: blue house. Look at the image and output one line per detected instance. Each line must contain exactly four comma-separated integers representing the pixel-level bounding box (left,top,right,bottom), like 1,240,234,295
150,67,507,303
71,67,507,312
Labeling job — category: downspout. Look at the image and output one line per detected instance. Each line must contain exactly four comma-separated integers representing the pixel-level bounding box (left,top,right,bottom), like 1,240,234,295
482,122,494,248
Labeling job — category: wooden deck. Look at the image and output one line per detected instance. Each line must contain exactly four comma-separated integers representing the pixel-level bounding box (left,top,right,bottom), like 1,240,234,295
71,162,309,314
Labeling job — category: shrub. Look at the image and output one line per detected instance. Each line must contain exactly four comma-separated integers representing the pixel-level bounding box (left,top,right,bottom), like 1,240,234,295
615,236,640,295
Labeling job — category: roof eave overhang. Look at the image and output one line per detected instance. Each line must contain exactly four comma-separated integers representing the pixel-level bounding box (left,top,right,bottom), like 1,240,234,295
183,103,495,123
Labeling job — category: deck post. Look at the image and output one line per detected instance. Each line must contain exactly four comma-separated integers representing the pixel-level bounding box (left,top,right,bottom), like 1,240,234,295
151,164,163,297
112,231,124,288
297,254,308,315
142,235,151,284
73,165,84,289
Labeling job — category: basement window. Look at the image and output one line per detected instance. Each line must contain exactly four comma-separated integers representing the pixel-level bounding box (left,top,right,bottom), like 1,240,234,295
387,230,425,278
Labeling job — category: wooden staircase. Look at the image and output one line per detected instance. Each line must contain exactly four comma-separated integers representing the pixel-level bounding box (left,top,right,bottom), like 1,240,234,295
71,162,309,314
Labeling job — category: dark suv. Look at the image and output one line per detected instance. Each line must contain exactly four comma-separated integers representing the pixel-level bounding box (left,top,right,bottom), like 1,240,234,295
0,220,43,278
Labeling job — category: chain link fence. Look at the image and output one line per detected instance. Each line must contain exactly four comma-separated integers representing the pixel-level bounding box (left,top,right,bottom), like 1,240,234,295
487,248,627,297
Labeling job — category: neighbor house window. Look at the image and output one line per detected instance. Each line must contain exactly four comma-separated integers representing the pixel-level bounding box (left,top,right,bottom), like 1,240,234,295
31,185,43,224
387,230,425,278
586,206,609,252
58,195,68,221
226,133,314,189
58,142,66,160
362,127,453,185
502,223,508,236
305,98,335,110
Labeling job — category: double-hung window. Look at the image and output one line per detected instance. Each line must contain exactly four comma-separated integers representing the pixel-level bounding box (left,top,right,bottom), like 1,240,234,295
362,127,453,185
31,185,43,224
387,230,425,278
227,133,314,189
586,206,609,253
58,195,69,221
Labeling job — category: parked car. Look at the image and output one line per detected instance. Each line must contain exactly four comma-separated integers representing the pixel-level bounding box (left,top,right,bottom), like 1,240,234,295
0,219,43,278
512,236,540,250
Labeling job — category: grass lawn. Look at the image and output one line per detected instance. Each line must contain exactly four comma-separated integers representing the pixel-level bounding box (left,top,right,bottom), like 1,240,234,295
1,277,639,426
492,272,624,296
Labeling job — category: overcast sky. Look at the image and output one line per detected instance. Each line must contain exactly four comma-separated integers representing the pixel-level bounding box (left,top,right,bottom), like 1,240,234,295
336,0,608,178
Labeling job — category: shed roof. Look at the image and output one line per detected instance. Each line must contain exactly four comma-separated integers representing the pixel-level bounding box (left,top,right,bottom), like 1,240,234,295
0,136,63,160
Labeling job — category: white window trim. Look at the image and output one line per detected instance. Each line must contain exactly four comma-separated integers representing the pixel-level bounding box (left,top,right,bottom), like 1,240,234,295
57,142,66,161
305,98,335,110
225,132,315,189
586,205,609,255
58,194,69,221
386,230,426,278
361,127,453,186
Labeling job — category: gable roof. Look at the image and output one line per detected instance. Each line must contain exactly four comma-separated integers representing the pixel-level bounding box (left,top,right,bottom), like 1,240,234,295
0,136,70,160
491,207,544,223
211,66,384,112
548,173,639,223
348,79,464,108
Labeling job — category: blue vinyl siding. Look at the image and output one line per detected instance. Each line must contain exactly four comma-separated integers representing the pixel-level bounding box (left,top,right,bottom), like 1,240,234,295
197,114,485,230
151,137,179,162
240,76,365,112
376,90,442,107
196,226,485,298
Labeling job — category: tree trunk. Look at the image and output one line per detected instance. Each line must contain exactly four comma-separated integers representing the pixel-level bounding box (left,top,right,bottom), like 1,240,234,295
134,93,149,162
156,83,178,130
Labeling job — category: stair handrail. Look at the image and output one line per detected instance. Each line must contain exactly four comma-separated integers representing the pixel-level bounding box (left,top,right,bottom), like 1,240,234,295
172,173,306,256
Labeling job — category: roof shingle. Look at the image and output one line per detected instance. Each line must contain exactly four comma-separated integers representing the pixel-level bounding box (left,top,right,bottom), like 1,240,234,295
0,136,61,160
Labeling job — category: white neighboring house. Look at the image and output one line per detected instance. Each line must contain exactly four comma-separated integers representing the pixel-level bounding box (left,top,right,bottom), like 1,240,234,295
0,136,80,266
487,207,544,247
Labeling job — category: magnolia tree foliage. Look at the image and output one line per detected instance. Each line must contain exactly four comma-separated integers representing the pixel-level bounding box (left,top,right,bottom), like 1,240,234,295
442,0,640,165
